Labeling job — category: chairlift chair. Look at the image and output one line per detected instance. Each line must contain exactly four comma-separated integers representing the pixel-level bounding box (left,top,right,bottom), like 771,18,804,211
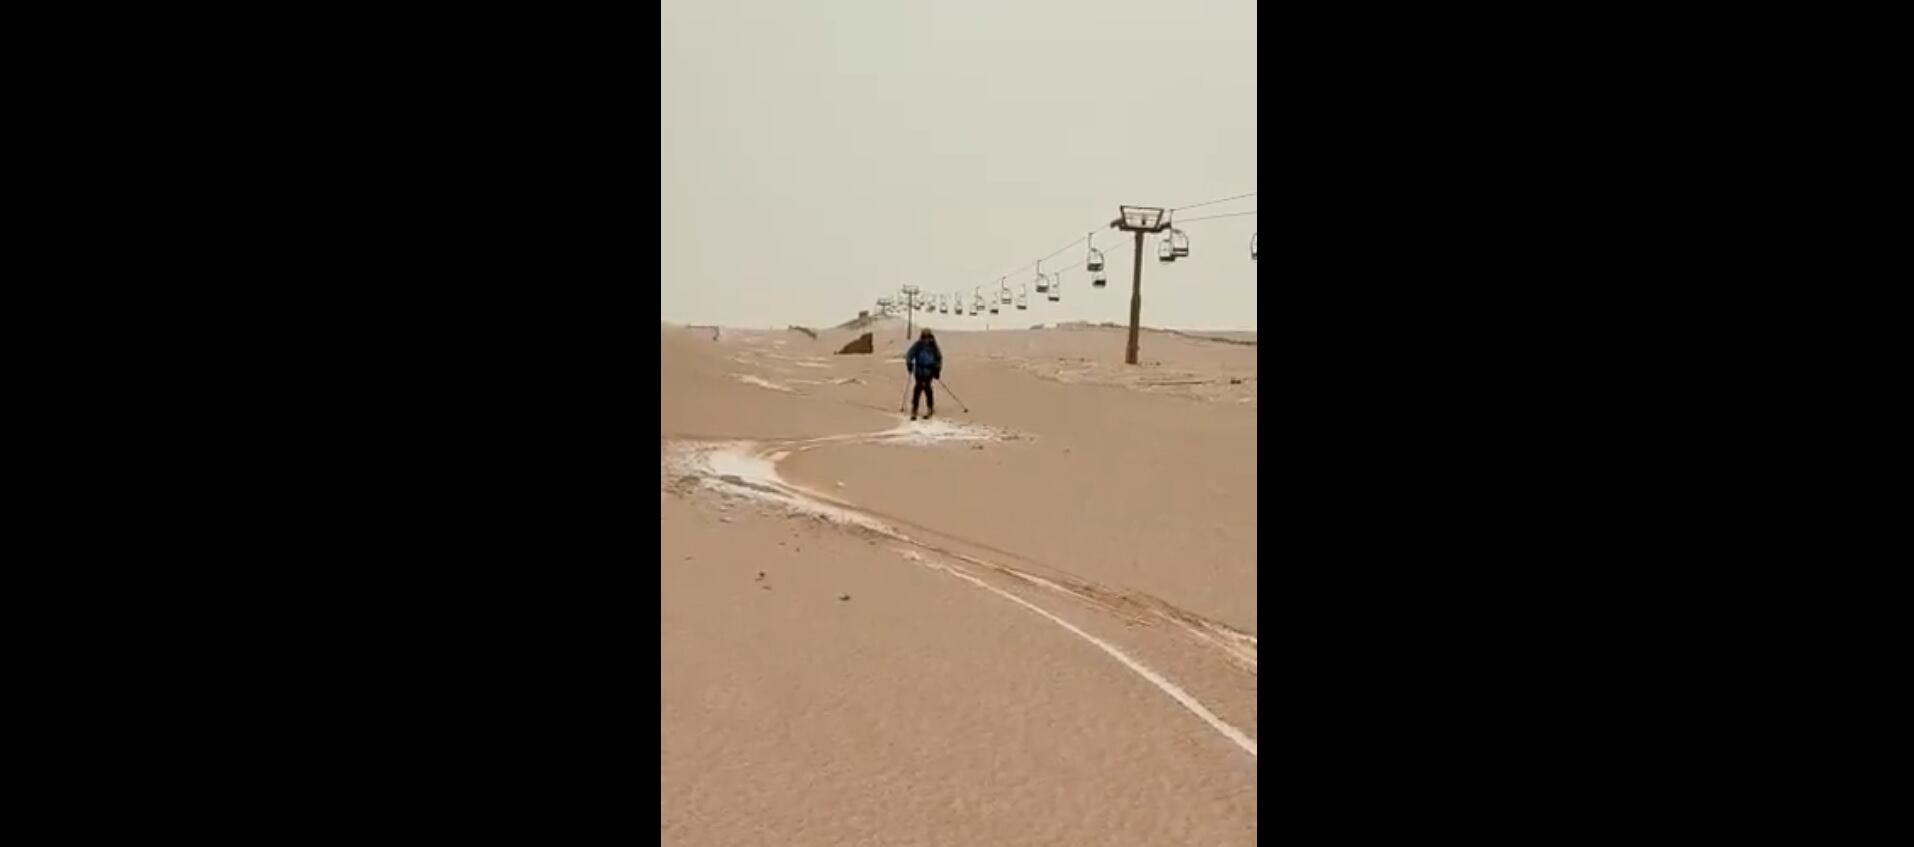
1016,283,1028,310
1251,233,1258,261
1085,231,1106,273
1170,228,1190,258
1048,273,1062,303
1092,268,1107,288
1159,239,1176,263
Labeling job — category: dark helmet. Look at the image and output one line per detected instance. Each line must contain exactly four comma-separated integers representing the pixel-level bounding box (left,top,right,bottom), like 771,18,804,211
920,329,934,339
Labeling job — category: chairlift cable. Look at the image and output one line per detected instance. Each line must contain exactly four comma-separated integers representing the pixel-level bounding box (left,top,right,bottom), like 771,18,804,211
1169,191,1256,212
1175,209,1257,223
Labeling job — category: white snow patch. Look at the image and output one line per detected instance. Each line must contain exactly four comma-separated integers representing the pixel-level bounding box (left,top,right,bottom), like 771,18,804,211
870,418,1017,446
708,447,780,484
731,374,795,392
664,440,892,533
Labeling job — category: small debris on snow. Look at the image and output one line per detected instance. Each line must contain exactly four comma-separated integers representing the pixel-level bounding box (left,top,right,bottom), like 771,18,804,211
838,594,851,601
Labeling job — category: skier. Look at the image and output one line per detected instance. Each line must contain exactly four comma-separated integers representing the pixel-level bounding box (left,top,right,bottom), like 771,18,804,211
904,328,942,421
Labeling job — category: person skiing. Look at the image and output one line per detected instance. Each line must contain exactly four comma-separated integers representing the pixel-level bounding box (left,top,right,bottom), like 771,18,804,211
904,328,942,420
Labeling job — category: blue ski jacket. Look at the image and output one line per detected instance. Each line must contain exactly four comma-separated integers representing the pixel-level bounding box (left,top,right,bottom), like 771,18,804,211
905,340,942,379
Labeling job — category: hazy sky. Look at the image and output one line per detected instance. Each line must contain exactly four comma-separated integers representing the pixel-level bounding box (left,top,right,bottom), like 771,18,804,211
661,0,1256,331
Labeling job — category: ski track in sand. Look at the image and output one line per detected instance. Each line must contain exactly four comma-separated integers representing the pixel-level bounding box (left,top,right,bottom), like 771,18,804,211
661,418,1258,759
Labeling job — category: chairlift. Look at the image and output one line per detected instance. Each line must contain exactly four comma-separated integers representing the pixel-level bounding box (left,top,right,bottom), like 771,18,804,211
939,295,949,314
1159,239,1176,263
1156,211,1189,259
1016,283,1028,311
1092,268,1107,288
1048,272,1062,303
1251,233,1258,261
1034,261,1049,294
998,277,1011,305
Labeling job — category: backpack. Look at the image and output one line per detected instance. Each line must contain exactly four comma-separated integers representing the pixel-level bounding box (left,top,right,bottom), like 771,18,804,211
911,342,941,374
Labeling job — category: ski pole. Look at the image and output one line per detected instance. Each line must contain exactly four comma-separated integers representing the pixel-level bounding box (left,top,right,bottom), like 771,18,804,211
935,377,969,413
